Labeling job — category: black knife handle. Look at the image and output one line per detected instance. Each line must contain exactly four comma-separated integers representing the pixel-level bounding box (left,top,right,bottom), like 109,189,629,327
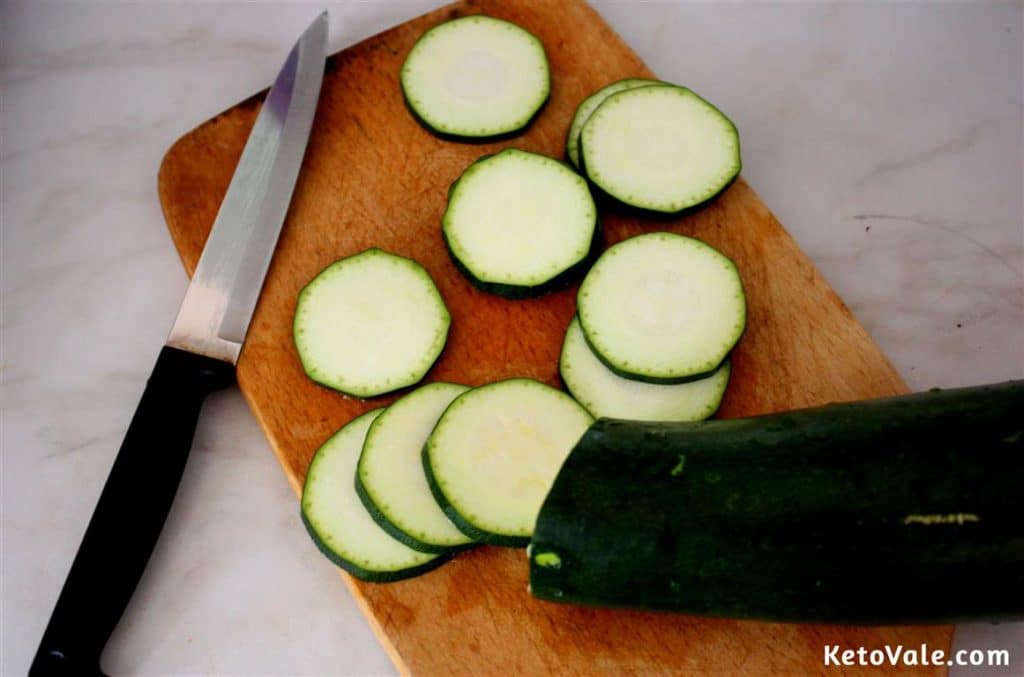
29,346,235,677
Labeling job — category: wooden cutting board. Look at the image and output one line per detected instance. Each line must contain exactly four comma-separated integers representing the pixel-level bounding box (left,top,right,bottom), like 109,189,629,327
158,0,953,673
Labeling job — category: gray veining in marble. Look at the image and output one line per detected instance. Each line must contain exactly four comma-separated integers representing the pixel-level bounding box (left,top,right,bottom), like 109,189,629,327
2,1,1021,675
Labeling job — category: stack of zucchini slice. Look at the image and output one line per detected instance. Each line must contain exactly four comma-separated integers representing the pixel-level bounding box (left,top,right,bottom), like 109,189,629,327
302,378,592,581
567,78,741,214
561,231,744,422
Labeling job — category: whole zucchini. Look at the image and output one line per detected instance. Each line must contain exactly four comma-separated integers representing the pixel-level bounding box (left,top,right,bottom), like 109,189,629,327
529,381,1024,623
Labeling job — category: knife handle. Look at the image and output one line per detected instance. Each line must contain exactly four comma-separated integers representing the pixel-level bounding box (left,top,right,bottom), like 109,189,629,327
30,346,234,677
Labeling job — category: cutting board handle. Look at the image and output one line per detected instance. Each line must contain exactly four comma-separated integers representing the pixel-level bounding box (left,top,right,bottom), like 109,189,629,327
29,346,234,677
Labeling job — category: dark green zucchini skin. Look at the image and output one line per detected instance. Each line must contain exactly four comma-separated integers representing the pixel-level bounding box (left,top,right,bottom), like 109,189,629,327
530,381,1024,623
353,472,470,555
441,222,602,300
299,511,451,583
578,323,732,385
400,92,549,144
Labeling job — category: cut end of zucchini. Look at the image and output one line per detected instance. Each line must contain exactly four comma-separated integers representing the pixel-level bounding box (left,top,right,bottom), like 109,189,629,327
561,316,732,421
443,149,597,298
424,378,594,545
401,15,550,139
581,84,741,213
293,248,450,398
357,382,475,552
301,409,446,582
578,232,745,383
566,78,659,168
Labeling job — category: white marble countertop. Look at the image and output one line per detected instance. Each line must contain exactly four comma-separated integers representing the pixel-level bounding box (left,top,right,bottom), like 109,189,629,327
2,1,1021,675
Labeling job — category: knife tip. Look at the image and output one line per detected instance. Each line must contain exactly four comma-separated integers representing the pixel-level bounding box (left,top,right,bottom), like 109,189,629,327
305,10,328,48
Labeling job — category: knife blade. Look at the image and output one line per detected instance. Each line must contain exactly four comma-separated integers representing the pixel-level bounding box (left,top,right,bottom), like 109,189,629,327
29,13,328,677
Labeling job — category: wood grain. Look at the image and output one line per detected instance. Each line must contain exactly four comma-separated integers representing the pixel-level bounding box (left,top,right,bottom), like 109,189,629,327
157,0,953,673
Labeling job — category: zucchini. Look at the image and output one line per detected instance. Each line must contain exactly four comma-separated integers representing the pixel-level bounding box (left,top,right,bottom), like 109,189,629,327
577,232,745,383
580,84,741,213
301,410,446,583
530,381,1024,623
423,379,594,546
400,16,550,140
293,248,450,398
565,78,659,169
356,382,475,553
443,149,598,299
560,316,731,421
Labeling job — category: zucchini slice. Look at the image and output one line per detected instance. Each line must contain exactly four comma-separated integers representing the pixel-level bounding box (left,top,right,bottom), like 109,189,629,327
443,149,598,298
293,249,450,398
424,379,594,546
581,84,741,213
356,382,475,553
530,381,1024,622
565,78,659,169
577,232,745,383
560,316,731,421
400,15,550,139
301,410,445,583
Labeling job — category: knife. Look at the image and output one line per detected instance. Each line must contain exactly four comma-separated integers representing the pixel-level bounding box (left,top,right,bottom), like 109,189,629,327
29,13,328,676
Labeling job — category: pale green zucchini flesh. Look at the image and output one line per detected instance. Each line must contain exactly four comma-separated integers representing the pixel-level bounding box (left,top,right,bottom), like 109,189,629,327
581,84,741,213
356,382,475,553
401,16,550,139
423,379,593,546
443,149,597,298
293,248,450,398
566,77,659,168
577,232,745,384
